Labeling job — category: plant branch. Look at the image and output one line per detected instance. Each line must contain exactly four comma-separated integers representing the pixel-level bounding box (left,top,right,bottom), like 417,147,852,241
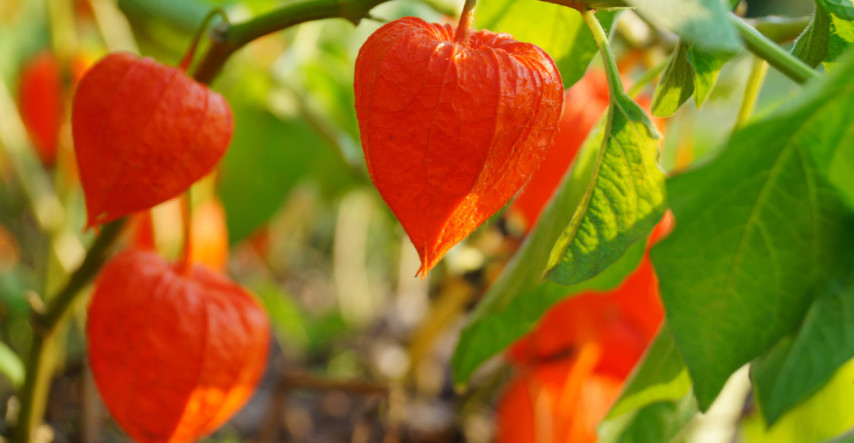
14,220,126,443
729,13,818,84
193,0,392,84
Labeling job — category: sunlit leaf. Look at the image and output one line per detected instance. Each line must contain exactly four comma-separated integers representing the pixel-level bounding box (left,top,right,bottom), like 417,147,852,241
451,114,650,385
475,0,615,88
545,92,665,286
599,392,696,443
651,53,854,411
607,324,691,419
651,41,694,117
742,360,854,443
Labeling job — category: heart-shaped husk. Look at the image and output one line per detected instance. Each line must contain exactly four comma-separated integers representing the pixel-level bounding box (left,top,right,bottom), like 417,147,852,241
354,17,563,276
72,52,233,229
87,250,269,443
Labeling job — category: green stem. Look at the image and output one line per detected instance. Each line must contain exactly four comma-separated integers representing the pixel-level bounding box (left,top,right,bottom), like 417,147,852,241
728,13,818,85
734,57,768,130
14,220,125,443
581,8,625,101
749,15,811,44
193,0,392,84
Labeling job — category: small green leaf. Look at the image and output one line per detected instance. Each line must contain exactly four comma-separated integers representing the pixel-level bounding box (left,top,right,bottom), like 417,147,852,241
624,0,742,53
687,45,730,107
607,325,692,419
793,1,831,68
0,340,24,387
821,0,854,20
651,41,695,117
752,273,854,425
475,1,615,88
545,92,666,286
451,113,651,385
651,53,854,411
599,393,697,443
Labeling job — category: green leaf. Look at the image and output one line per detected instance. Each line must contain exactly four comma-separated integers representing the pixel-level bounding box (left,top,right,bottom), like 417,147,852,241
219,106,335,244
793,1,831,68
687,45,730,107
651,53,854,411
624,0,742,53
821,0,854,20
451,114,649,385
599,393,697,443
827,13,854,68
607,325,692,419
651,41,695,118
545,92,666,286
475,1,615,88
752,273,854,425
743,359,854,443
0,340,23,387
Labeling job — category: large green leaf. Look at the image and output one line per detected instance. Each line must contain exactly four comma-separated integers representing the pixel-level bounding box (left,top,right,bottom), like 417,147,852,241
475,1,615,88
752,273,854,425
651,54,854,411
451,114,650,385
545,92,666,286
606,325,692,419
624,0,741,53
793,1,831,68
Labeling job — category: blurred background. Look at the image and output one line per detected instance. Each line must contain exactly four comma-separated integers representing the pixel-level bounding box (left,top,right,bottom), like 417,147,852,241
0,0,834,442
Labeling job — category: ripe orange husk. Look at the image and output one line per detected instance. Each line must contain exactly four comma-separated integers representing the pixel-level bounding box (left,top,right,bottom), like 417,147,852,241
497,215,673,442
18,51,63,165
72,52,233,228
354,17,563,277
87,250,269,443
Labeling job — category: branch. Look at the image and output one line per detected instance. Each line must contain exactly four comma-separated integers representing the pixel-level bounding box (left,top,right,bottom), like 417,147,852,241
193,0,392,84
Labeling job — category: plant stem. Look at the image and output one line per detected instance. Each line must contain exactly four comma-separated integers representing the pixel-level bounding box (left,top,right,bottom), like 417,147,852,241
580,8,625,101
14,220,126,443
734,57,768,130
728,13,818,85
454,0,477,43
193,0,392,84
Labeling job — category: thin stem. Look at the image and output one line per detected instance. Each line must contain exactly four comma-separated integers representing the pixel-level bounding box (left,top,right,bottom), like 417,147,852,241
193,0,392,84
734,57,768,130
179,8,229,71
627,58,667,98
14,220,126,443
581,8,625,101
179,191,193,272
454,0,477,43
728,13,818,85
